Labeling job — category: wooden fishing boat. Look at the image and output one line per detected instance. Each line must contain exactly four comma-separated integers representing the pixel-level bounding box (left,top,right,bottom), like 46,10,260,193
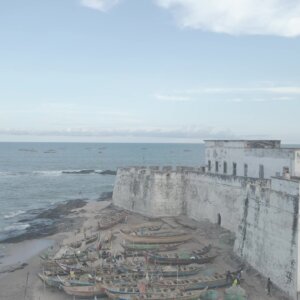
105,287,205,300
152,273,230,290
122,232,192,244
147,253,216,266
98,212,127,230
118,265,203,278
146,249,216,266
135,230,188,237
63,283,106,297
56,262,131,277
59,273,100,287
185,277,229,291
69,240,82,248
38,273,62,288
40,250,87,261
120,222,163,234
56,262,86,274
122,242,183,252
38,273,96,288
85,234,98,244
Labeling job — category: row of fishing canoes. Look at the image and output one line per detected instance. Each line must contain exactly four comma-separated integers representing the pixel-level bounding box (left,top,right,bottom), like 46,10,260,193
38,211,231,299
38,269,235,298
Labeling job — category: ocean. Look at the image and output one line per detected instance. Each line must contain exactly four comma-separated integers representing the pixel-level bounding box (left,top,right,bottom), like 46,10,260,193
0,142,204,241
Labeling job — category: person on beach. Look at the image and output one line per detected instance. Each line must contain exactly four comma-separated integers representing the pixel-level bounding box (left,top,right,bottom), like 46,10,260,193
232,278,238,287
267,278,272,296
226,270,232,285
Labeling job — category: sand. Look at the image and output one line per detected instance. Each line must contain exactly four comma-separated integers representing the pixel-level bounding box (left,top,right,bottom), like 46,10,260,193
0,200,289,300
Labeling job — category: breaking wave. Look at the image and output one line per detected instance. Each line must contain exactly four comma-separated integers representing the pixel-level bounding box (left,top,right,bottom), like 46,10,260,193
0,169,116,177
3,223,30,232
4,210,26,219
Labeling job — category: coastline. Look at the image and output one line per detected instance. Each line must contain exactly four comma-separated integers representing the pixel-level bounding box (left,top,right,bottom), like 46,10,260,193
0,199,111,300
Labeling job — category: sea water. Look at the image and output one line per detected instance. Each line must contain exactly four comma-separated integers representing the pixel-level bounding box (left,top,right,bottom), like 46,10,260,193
0,142,204,240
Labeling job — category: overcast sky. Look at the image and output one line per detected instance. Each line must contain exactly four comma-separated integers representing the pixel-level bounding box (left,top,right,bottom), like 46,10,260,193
1,0,300,143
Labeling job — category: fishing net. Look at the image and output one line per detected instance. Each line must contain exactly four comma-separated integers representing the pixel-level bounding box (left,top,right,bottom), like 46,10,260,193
200,290,219,300
224,286,247,300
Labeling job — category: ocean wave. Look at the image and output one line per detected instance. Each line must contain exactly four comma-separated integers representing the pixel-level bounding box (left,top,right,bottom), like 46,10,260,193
3,223,30,232
0,169,116,177
32,171,62,176
62,169,116,175
62,169,97,174
4,210,26,219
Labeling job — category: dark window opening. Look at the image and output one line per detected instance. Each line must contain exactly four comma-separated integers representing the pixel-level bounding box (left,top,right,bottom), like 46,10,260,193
283,166,289,175
259,165,264,179
223,162,227,174
217,213,221,226
233,163,237,176
244,164,248,177
208,160,211,171
215,161,219,173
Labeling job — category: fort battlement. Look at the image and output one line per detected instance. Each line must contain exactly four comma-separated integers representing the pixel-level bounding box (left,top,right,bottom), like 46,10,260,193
113,140,300,299
118,165,206,174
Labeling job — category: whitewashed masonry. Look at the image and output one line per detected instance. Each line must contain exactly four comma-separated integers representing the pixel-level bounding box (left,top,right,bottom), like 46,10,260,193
113,140,300,299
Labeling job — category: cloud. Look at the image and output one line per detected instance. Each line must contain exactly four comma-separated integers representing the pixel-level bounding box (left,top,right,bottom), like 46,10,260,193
156,0,300,37
154,93,191,102
227,96,294,103
154,85,300,103
80,0,120,12
182,85,300,95
0,126,235,140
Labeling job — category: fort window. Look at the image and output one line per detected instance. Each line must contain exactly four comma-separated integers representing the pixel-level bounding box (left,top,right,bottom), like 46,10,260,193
283,166,289,175
233,162,237,176
259,164,264,179
244,164,248,177
215,161,219,173
208,160,211,171
217,213,221,226
223,161,227,174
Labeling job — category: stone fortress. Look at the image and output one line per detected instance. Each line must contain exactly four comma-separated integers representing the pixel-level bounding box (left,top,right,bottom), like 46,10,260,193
112,140,300,299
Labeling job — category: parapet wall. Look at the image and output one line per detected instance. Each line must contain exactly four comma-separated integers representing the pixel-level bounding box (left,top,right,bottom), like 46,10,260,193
113,166,300,299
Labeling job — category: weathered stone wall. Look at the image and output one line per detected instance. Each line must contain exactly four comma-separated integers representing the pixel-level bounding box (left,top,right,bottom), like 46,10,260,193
184,172,299,298
113,167,185,217
112,167,300,299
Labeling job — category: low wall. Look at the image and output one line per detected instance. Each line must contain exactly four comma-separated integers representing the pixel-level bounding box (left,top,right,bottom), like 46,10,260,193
112,167,300,299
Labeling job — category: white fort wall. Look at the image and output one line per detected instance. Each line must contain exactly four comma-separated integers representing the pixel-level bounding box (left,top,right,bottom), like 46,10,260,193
113,167,300,299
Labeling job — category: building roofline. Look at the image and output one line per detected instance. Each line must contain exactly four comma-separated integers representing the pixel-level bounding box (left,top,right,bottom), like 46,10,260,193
203,139,281,142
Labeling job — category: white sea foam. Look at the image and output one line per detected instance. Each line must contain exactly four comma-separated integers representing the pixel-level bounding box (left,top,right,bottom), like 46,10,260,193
3,223,30,232
32,171,62,176
4,210,25,219
62,169,98,174
0,169,104,177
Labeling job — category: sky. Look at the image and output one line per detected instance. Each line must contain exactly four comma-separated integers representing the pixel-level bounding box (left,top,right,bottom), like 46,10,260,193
0,0,300,143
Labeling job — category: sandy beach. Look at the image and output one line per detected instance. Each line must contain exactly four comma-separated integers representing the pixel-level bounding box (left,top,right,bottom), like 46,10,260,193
0,199,289,300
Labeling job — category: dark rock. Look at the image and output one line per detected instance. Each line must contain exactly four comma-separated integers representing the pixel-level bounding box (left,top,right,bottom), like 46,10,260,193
97,191,113,201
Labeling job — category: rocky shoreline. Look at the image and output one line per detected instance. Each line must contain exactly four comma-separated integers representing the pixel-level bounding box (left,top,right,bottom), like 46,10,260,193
0,191,113,244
